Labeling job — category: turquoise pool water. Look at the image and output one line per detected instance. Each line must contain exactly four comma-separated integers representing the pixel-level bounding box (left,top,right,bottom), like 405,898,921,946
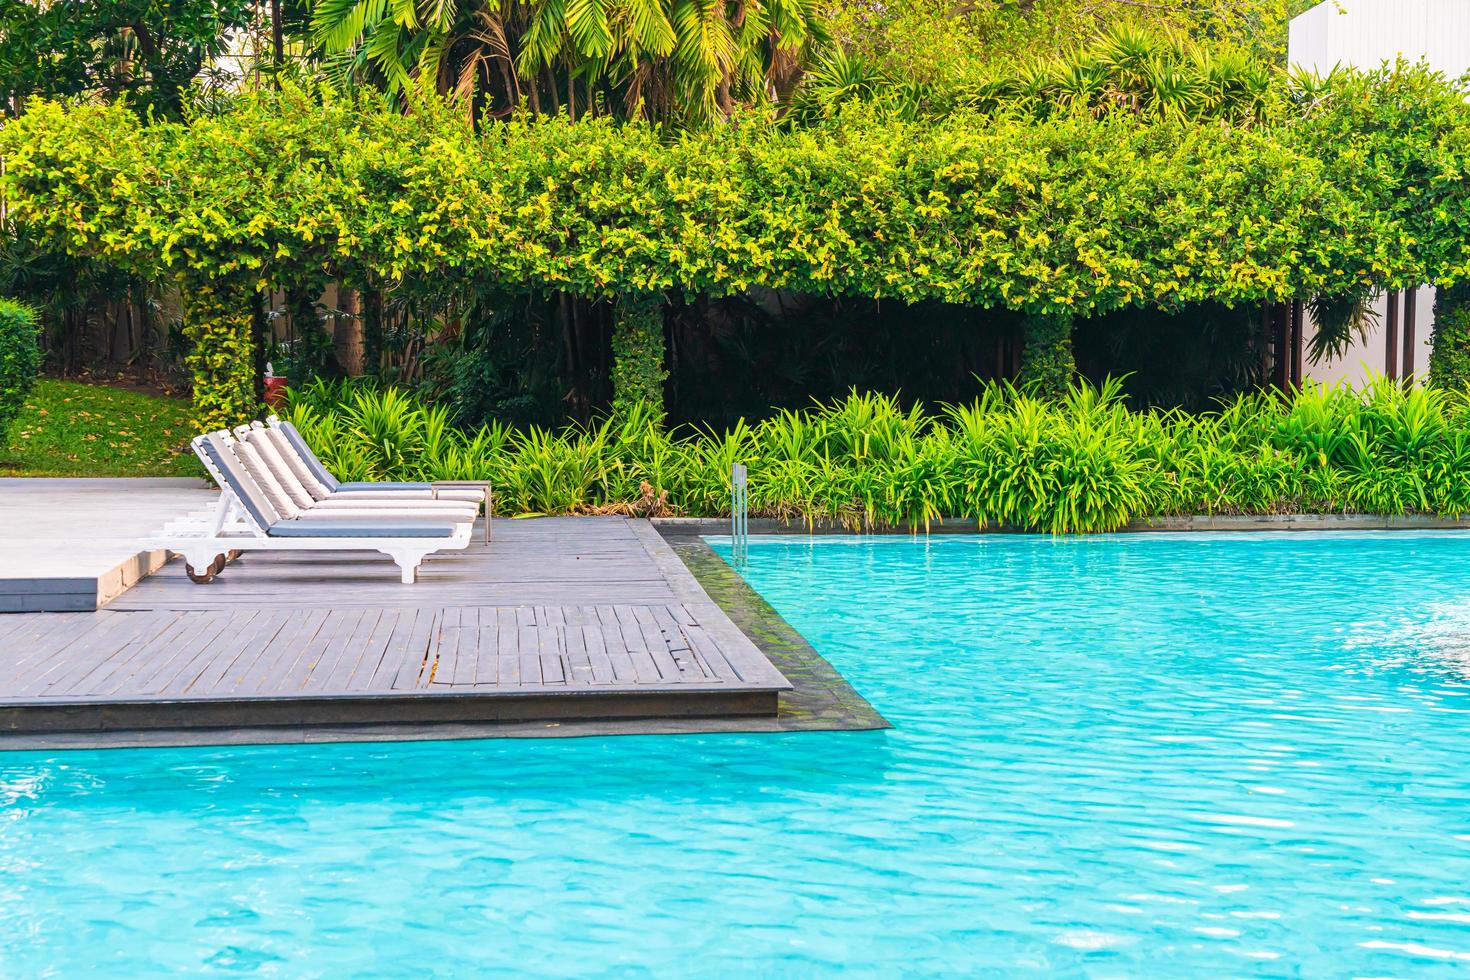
5,532,1470,974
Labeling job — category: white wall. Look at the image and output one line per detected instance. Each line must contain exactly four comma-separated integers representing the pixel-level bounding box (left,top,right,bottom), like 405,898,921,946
1290,0,1470,79
1289,0,1470,386
1302,289,1435,386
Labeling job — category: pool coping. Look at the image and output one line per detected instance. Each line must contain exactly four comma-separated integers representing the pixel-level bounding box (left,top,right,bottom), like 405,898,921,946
653,514,1470,535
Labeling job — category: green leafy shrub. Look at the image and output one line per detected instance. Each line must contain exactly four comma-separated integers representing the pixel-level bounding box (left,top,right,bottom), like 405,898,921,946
4,62,1470,425
0,299,41,443
284,377,1470,533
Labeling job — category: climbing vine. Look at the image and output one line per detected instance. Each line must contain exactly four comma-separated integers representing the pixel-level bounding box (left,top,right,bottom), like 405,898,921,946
1017,313,1076,399
611,293,668,415
183,282,256,431
1431,282,1470,391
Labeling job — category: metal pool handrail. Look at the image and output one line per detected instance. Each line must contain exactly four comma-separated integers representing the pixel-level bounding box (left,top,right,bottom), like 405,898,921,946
731,462,749,564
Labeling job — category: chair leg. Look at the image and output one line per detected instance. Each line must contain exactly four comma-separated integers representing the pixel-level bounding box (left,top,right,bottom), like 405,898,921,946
385,547,430,584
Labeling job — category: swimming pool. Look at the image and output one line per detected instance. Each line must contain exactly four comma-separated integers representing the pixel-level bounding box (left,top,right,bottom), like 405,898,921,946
4,532,1470,974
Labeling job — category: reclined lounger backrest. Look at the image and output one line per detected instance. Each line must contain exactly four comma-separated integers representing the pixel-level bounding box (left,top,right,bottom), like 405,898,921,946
236,424,316,510
259,423,334,502
270,418,340,493
197,432,282,534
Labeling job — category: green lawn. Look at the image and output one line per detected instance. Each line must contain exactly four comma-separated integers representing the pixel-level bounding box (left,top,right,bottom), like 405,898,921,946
1,379,201,477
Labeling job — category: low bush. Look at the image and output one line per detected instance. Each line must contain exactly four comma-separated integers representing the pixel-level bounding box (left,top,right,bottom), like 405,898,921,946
284,378,1470,532
0,299,41,444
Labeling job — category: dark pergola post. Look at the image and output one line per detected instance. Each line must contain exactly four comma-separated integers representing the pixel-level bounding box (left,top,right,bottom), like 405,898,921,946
1385,290,1400,381
1402,288,1418,384
1271,301,1289,391
1290,299,1304,388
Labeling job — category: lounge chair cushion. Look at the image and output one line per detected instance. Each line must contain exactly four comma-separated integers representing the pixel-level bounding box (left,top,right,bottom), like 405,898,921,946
234,440,303,520
262,426,334,501
336,481,432,491
267,519,459,539
310,498,479,518
276,420,341,492
200,434,281,530
245,428,317,509
332,488,487,504
287,508,475,522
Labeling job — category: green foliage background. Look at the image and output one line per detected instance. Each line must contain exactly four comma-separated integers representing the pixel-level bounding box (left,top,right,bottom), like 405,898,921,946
1432,282,1470,391
3,63,1469,423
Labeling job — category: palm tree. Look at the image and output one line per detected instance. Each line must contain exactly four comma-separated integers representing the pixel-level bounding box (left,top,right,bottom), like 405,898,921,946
310,0,828,125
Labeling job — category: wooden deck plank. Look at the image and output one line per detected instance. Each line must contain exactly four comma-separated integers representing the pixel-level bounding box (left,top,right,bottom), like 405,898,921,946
308,608,386,694
128,613,248,696
495,609,521,687
92,612,230,697
237,607,333,694
649,605,705,681
536,626,565,685
635,605,703,681
166,614,280,696
516,624,542,686
448,607,480,687
276,608,358,693
581,625,614,685
338,608,402,692
175,609,289,696
681,621,741,683
563,622,594,685
611,605,665,683
149,610,261,697
12,611,160,698
386,608,439,691
0,613,110,688
471,608,500,686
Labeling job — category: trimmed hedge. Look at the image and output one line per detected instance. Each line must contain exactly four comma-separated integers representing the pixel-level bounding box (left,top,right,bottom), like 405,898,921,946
0,299,41,444
2,65,1469,424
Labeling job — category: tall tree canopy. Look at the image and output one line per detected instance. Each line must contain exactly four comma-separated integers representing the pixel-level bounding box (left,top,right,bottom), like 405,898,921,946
0,0,264,117
310,0,829,124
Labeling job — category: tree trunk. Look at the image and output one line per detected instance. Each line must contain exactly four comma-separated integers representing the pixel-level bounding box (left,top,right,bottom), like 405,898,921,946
334,287,364,376
270,0,284,68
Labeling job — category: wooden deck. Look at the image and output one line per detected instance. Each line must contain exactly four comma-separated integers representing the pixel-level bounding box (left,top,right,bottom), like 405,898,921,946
0,518,791,737
0,478,217,611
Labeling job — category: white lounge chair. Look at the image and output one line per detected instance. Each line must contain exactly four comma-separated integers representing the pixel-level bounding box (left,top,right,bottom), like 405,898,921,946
230,424,481,526
152,432,473,584
261,417,493,541
267,415,491,500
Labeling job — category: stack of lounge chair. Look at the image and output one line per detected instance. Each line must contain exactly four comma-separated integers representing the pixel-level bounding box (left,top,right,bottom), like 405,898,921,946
153,417,491,585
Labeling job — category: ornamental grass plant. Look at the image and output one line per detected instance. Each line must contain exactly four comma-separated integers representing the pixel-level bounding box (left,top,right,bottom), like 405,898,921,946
283,377,1470,533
